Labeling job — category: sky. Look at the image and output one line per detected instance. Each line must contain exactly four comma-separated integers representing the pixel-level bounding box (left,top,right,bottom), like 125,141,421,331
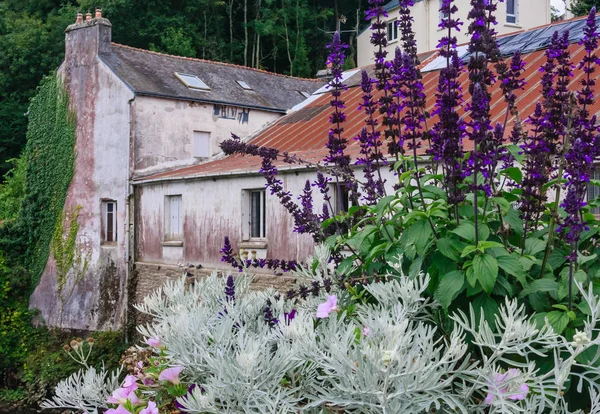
552,0,566,14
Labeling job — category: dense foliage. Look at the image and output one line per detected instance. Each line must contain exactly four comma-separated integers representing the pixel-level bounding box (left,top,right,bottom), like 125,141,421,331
570,0,600,16
0,0,368,178
43,265,600,413
0,75,77,391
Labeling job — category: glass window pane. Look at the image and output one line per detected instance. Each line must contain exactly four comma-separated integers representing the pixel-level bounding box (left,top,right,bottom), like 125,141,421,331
507,0,515,14
251,191,261,238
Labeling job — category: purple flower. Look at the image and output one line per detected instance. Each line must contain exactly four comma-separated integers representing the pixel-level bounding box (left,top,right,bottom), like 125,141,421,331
355,71,386,204
316,295,338,318
366,0,389,82
158,366,184,384
325,32,358,206
225,274,235,303
284,309,297,324
430,0,465,207
362,326,371,336
485,369,530,405
464,0,501,196
263,300,278,327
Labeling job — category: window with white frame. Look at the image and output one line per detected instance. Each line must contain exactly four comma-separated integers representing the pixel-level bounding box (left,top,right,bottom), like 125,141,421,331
332,183,353,214
588,169,600,214
101,200,117,244
165,195,183,240
387,20,398,42
193,131,211,158
506,0,518,24
243,189,266,240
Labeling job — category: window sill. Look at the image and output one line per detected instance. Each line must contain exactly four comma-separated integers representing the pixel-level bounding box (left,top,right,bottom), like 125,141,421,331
101,242,117,248
162,240,184,247
387,38,398,45
239,241,268,250
504,23,521,28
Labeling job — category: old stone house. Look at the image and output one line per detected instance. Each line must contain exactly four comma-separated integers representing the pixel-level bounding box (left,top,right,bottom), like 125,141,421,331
29,11,323,331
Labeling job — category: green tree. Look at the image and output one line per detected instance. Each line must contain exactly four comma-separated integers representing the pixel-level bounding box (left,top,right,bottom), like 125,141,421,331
569,0,600,16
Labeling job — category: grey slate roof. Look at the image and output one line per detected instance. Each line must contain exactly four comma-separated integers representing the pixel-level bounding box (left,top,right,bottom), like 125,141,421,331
100,43,324,113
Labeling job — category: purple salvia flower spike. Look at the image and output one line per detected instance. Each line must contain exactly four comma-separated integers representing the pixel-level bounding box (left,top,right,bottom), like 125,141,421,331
430,0,465,208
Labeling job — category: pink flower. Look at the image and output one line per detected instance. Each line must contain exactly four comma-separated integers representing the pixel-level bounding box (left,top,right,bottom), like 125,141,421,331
485,369,529,405
158,366,184,384
140,401,159,414
105,405,131,414
316,295,338,318
107,386,139,405
122,375,138,388
362,326,371,336
145,336,161,348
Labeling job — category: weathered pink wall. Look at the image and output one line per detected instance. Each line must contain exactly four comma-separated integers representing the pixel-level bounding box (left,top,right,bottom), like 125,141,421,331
134,173,316,269
30,18,134,330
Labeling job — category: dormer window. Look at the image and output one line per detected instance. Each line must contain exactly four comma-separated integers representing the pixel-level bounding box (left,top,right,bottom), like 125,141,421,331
175,72,210,91
237,80,252,90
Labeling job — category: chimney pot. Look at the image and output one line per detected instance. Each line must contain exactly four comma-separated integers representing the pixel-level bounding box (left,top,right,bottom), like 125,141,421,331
76,12,83,23
95,9,102,19
85,12,92,21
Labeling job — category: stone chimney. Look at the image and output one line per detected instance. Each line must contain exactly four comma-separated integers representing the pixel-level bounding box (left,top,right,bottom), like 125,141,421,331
64,9,112,66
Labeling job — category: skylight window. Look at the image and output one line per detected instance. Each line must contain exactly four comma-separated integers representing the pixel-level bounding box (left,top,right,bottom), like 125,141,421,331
299,91,311,98
237,80,252,90
174,72,210,91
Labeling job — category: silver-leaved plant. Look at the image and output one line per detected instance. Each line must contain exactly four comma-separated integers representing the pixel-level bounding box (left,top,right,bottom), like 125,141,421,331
42,248,600,413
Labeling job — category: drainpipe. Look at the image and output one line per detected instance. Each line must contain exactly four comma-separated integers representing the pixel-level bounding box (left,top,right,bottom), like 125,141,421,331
124,95,136,343
425,0,431,52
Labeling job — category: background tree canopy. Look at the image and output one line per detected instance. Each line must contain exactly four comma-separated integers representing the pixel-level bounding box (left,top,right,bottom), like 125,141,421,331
0,0,369,178
569,0,600,16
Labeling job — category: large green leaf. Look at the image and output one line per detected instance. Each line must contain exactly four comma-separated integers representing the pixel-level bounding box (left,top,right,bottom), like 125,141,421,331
435,270,466,309
402,220,433,255
452,222,489,243
519,279,560,298
452,222,476,242
436,237,461,261
524,238,546,256
473,294,500,330
545,311,570,334
503,208,524,235
497,254,526,285
501,167,523,184
473,254,498,294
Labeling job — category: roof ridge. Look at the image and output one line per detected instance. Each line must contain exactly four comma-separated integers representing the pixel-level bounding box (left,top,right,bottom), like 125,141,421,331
111,43,322,83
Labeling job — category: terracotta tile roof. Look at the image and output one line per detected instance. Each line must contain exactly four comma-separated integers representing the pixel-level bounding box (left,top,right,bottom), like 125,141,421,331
136,16,600,183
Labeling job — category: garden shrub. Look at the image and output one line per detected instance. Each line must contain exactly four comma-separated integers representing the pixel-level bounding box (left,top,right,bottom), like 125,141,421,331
42,255,600,413
220,0,600,342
